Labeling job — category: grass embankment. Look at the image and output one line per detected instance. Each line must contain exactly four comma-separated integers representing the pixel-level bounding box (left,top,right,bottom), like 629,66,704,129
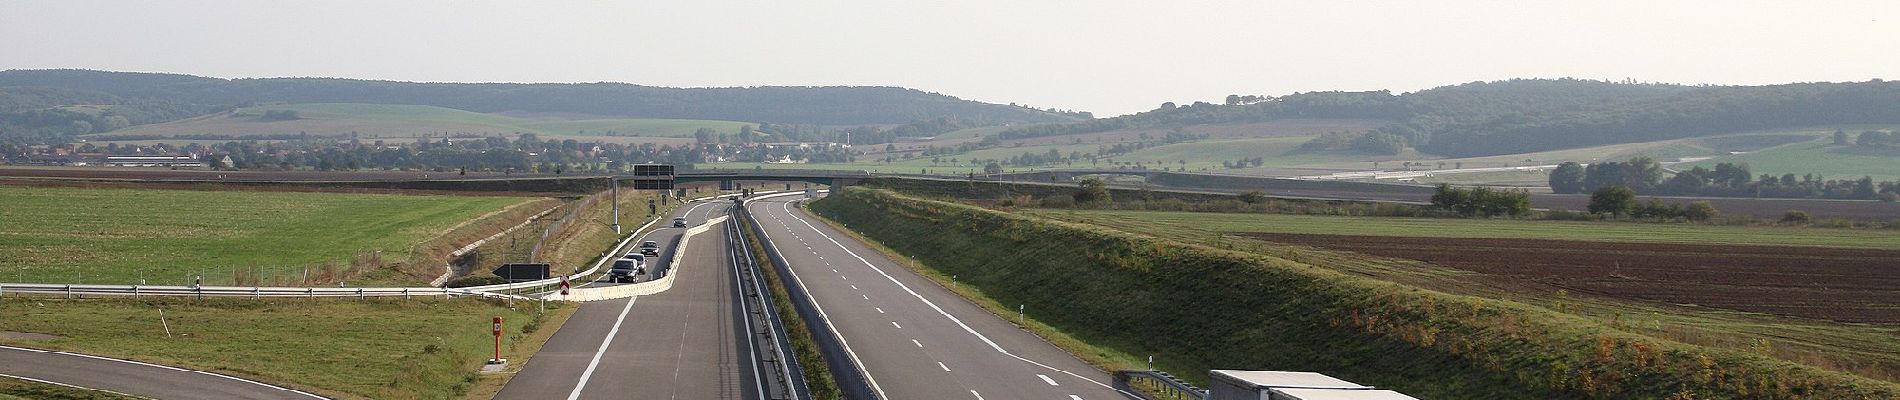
737,211,842,399
0,297,569,400
460,187,688,284
0,377,140,400
0,185,539,286
808,188,1900,399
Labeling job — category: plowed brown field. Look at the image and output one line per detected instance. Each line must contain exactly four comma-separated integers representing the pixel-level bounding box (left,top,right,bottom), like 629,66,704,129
1245,233,1900,323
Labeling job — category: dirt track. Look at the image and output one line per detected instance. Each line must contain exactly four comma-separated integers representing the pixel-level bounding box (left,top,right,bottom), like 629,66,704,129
1246,232,1900,323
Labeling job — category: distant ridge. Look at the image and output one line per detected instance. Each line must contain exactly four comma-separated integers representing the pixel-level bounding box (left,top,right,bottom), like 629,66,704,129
0,69,1077,126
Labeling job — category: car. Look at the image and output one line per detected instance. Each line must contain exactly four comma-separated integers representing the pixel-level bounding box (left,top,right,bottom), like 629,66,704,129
639,240,661,256
672,217,688,228
608,259,642,283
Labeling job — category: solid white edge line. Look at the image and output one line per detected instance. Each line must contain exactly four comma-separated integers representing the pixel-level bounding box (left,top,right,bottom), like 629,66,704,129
0,345,48,353
0,372,148,399
781,198,1143,399
567,295,639,400
755,200,892,400
41,351,324,398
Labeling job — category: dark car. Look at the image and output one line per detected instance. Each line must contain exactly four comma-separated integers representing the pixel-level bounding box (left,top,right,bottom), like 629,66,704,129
672,217,688,228
608,259,642,283
639,240,661,257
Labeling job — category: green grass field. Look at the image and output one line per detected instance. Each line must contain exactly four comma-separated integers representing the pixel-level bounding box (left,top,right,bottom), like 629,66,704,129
105,103,751,139
1022,209,1900,249
0,297,559,399
0,186,534,285
1689,134,1900,181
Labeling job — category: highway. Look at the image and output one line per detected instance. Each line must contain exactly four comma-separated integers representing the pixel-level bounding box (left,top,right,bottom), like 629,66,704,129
747,194,1136,400
0,345,324,399
496,198,760,400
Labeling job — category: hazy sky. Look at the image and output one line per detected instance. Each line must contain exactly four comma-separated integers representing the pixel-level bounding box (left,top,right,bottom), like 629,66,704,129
3,1,1897,116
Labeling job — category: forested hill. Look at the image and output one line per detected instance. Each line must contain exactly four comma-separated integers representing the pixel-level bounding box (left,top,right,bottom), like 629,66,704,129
0,69,1076,127
1000,79,1900,158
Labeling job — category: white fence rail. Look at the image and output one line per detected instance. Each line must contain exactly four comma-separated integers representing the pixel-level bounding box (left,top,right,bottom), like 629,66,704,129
0,283,522,300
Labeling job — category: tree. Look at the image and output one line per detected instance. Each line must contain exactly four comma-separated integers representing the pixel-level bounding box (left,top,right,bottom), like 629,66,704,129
1548,162,1586,194
1624,156,1664,191
1073,178,1112,205
1588,186,1637,217
694,128,716,144
983,162,1003,175
1835,129,1850,145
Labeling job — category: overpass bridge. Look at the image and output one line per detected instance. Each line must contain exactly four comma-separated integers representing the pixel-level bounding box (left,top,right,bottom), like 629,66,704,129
673,169,872,189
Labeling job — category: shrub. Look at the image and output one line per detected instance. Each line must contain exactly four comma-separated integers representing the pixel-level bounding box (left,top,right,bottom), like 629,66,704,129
1038,194,1076,208
1683,201,1719,221
1883,192,1900,203
1587,186,1637,217
1780,210,1813,225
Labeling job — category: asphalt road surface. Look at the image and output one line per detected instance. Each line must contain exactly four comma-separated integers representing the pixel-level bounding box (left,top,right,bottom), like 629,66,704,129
0,345,324,399
748,195,1137,400
496,199,759,400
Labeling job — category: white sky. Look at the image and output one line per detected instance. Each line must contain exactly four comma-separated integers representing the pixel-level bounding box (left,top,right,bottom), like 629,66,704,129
3,1,1896,117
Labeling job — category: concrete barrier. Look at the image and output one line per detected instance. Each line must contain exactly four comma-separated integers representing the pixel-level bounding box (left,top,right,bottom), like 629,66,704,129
544,215,728,302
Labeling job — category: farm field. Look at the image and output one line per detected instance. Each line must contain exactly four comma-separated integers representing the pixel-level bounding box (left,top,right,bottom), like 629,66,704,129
1248,233,1900,323
1689,135,1900,181
0,185,537,286
104,103,751,139
0,297,564,400
1024,209,1900,249
1025,208,1900,382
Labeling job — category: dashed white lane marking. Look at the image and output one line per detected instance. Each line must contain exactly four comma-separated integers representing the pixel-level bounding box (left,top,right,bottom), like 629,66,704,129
891,321,902,329
1040,374,1061,386
568,296,639,400
862,294,869,300
831,269,838,273
971,390,985,400
938,362,951,371
1070,395,1085,400
850,284,859,290
775,199,1141,399
876,307,885,313
912,339,923,347
841,275,848,280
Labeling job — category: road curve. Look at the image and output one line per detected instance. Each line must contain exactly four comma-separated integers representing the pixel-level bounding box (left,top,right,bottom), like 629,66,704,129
0,345,325,399
748,194,1137,400
496,199,758,400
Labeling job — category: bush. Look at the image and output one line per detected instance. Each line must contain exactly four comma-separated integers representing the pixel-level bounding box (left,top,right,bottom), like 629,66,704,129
1038,194,1076,208
1780,210,1813,225
1683,201,1719,221
1587,186,1637,216
1883,192,1900,203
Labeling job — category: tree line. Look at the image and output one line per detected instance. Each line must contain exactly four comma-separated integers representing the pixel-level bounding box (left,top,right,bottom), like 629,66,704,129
999,78,1900,158
1549,157,1900,201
